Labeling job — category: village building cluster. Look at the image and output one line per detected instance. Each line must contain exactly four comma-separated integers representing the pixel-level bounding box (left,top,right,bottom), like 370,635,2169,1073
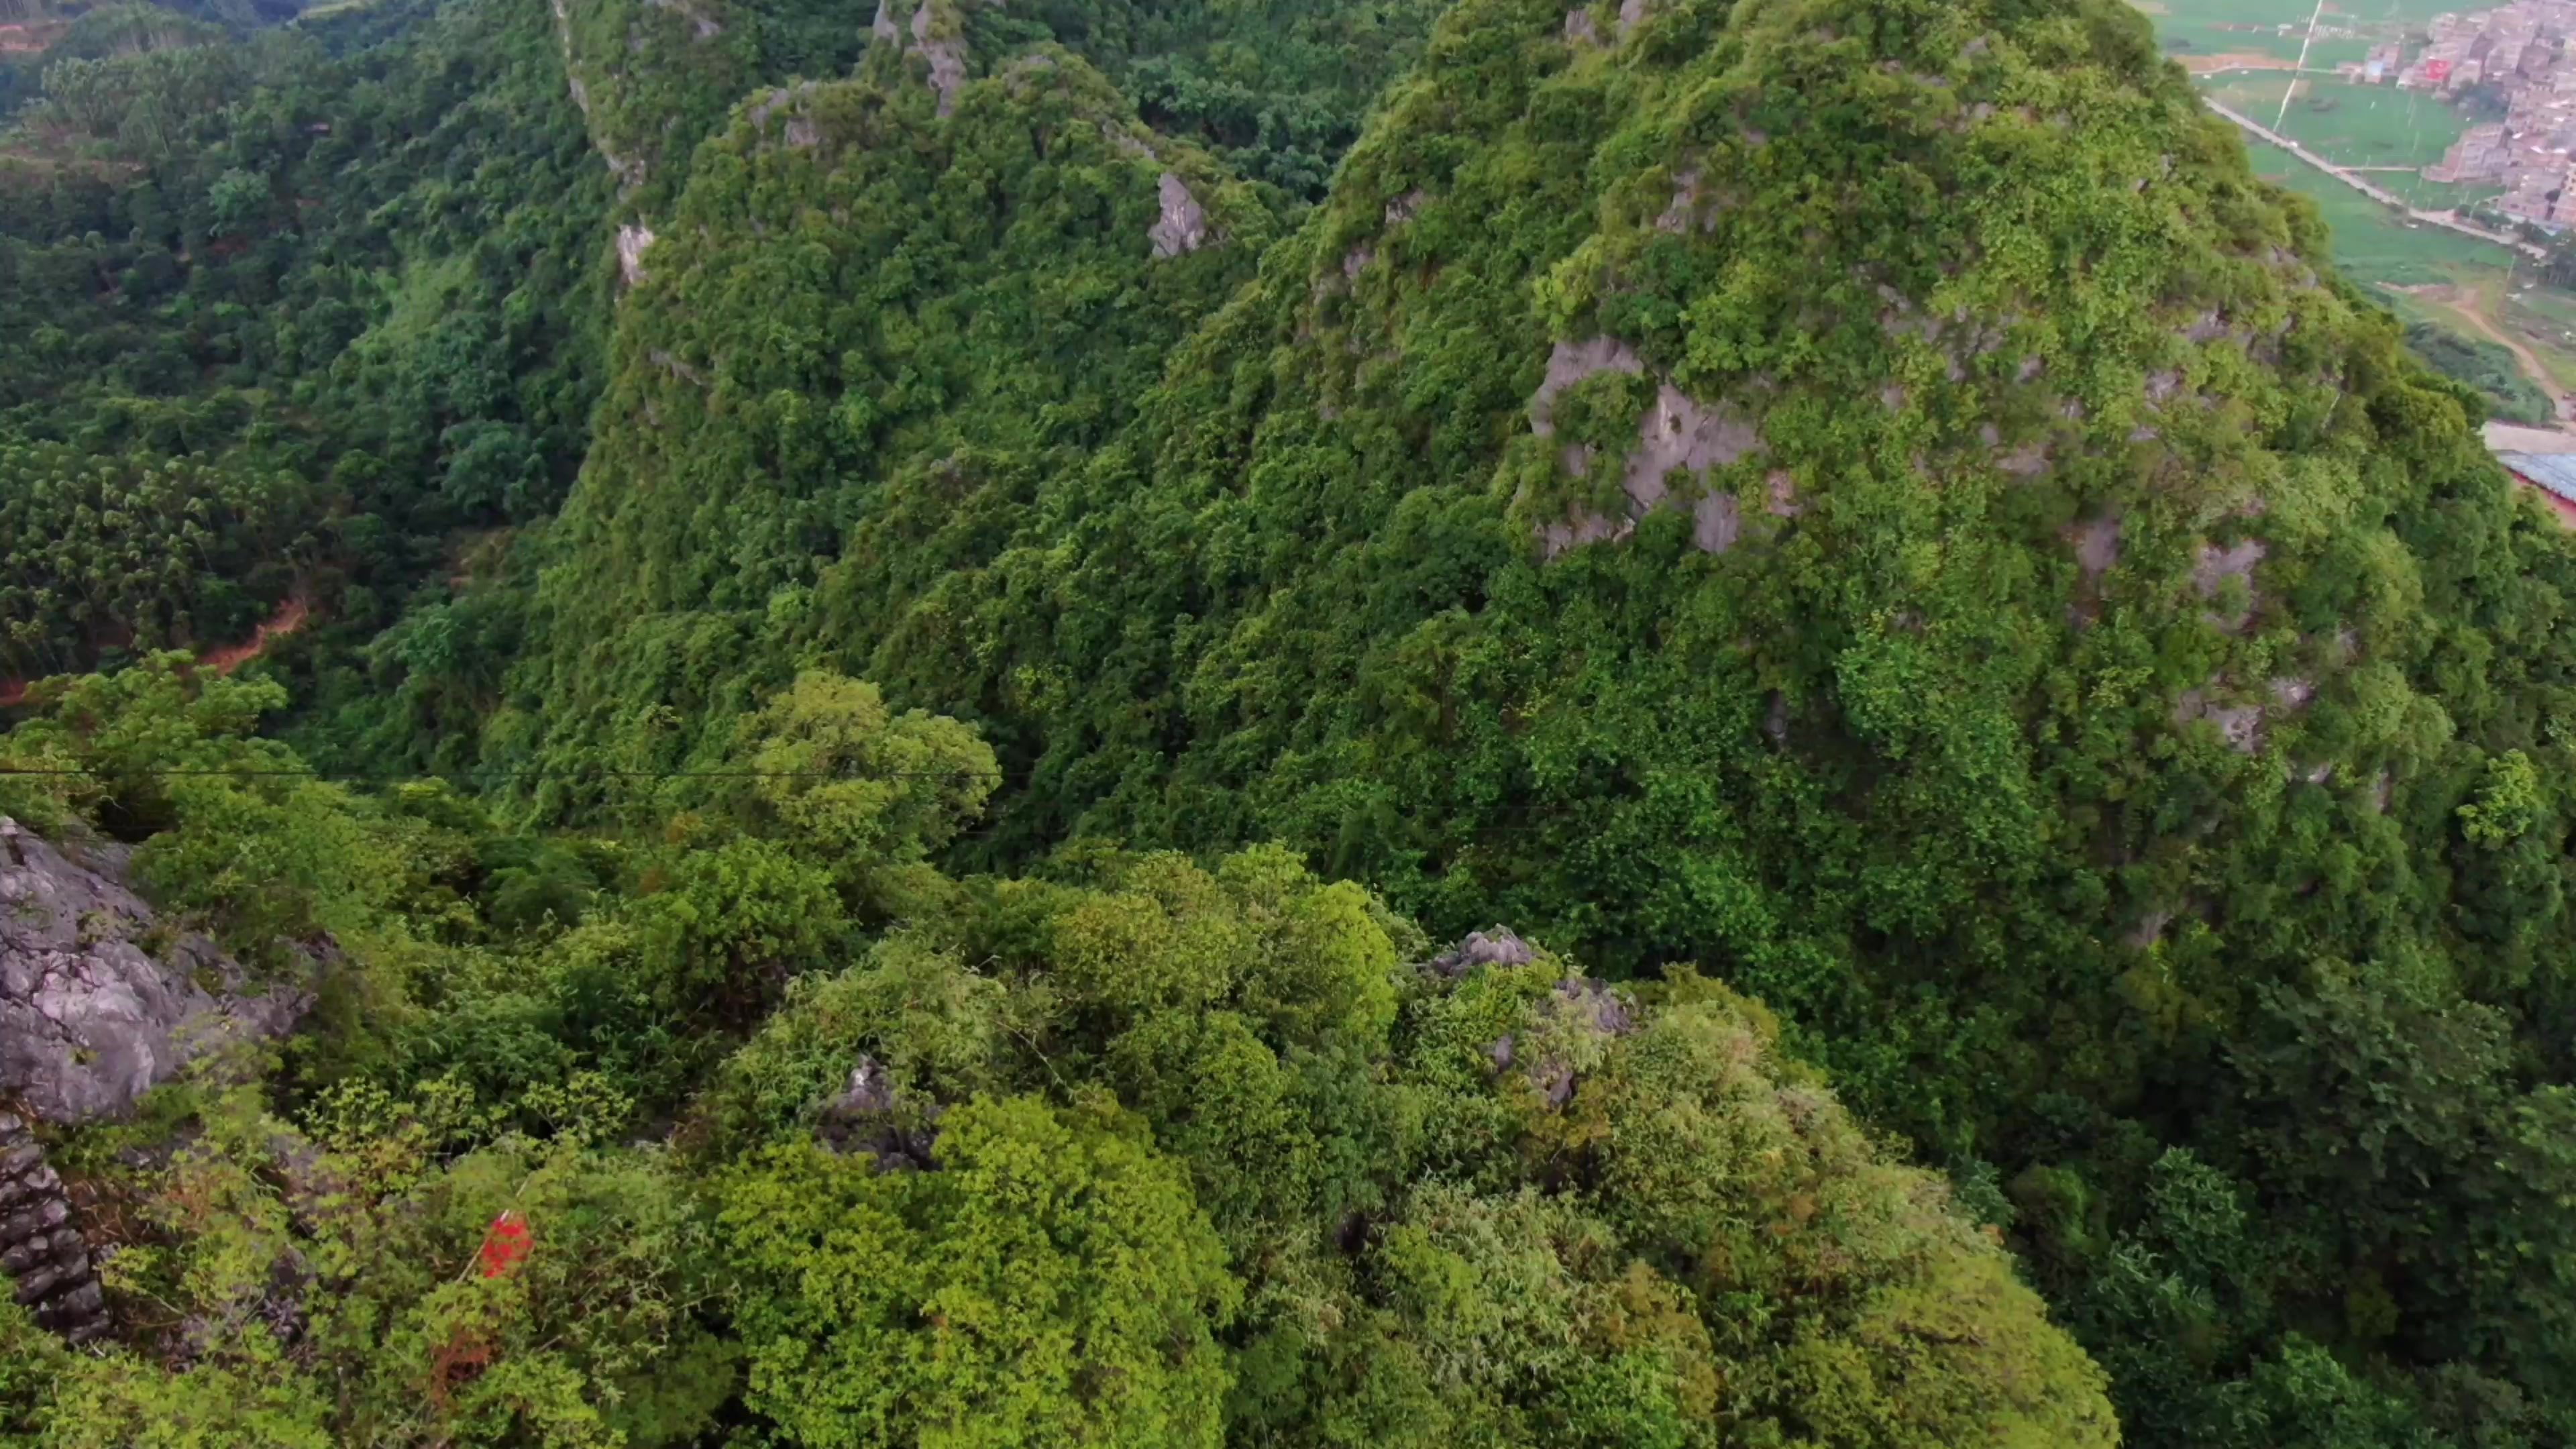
2385,5,2576,223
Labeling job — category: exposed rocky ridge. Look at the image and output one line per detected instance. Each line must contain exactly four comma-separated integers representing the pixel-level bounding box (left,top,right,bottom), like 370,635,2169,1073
0,816,310,1124
547,0,829,246
0,815,312,1344
905,0,967,117
548,0,652,197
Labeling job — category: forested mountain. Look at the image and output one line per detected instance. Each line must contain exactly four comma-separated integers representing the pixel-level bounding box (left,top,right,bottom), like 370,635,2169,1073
7,0,2576,1442
0,660,2121,1444
0,0,1437,720
0,0,614,690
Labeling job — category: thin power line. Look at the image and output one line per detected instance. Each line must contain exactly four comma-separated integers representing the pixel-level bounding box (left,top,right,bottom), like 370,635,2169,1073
0,764,1721,829
2277,0,2330,133
0,765,1016,782
0,765,1727,800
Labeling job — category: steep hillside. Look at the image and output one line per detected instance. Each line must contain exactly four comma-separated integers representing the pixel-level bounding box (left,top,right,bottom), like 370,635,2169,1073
0,0,1444,733
1019,0,1451,197
0,659,2120,1445
547,0,755,217
543,0,883,223
544,0,1449,226
508,3,1277,810
0,0,615,699
529,0,2576,1440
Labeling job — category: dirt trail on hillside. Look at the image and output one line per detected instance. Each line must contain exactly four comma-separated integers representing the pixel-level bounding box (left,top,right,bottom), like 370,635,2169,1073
198,597,311,674
2395,283,2576,423
0,598,312,710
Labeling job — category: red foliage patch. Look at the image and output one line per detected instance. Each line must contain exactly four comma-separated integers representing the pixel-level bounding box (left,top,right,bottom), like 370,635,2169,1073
478,1211,533,1279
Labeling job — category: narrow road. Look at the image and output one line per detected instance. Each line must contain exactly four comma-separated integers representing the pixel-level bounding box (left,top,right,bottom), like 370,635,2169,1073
2200,95,2550,260
2394,283,2576,421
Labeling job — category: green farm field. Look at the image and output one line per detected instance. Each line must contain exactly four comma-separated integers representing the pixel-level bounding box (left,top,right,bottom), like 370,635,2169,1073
2144,0,2459,71
2238,148,2576,408
2202,73,2470,168
2510,285,2576,333
2504,286,2576,385
2150,0,2576,407
2243,138,2520,285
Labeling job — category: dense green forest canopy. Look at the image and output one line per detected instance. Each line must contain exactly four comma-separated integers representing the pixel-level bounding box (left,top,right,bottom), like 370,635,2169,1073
0,0,1439,712
9,0,2576,1443
0,661,2121,1444
509,0,2576,1440
0,0,615,693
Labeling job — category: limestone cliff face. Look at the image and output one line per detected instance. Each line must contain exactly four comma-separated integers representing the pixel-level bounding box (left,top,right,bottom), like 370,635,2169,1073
0,816,309,1124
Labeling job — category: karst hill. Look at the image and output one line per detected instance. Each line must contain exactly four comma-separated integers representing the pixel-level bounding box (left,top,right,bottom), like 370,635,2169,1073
3,0,2574,1440
507,0,2576,1438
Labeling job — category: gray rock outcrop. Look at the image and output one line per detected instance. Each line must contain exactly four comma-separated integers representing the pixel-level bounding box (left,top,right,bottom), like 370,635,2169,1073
1525,337,1766,559
0,816,315,1345
817,1055,942,1171
1428,928,1640,1110
1428,926,1536,979
1149,172,1213,258
0,817,310,1124
1497,976,1640,1109
909,0,967,117
616,223,657,286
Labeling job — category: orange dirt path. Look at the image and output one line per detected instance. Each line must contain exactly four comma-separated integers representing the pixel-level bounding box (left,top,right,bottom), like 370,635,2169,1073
0,596,312,709
199,596,311,674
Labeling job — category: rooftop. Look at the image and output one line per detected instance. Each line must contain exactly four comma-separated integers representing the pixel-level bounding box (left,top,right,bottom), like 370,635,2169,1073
2496,449,2576,504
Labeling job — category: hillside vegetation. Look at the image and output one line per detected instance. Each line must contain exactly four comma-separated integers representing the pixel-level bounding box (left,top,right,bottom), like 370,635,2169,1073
0,0,616,696
6,0,2576,1443
513,0,1280,800
0,661,2118,1446
0,0,1436,718
508,0,2576,1441
2402,317,2557,426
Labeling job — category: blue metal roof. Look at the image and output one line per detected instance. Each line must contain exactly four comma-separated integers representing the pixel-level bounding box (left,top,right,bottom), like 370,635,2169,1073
2496,451,2576,506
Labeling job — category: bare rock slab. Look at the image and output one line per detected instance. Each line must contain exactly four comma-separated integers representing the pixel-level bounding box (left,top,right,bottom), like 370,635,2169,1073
0,818,311,1124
